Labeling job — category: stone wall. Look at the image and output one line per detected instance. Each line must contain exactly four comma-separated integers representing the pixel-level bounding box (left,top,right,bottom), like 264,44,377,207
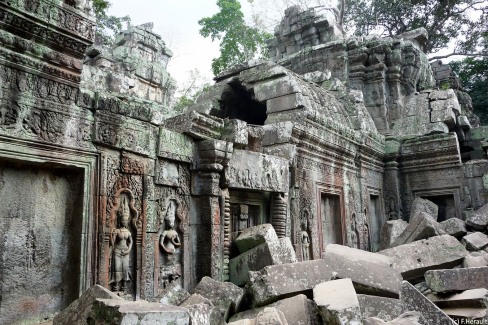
1,2,488,324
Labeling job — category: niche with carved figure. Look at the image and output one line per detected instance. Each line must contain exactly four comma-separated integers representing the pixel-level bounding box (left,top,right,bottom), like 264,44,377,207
155,197,187,294
108,190,139,296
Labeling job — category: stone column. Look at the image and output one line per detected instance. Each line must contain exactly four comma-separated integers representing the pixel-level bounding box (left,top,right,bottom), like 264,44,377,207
384,139,403,221
272,192,288,238
193,140,233,281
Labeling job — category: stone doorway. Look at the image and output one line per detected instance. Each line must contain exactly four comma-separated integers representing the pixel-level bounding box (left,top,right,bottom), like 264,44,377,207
319,193,343,248
422,194,456,222
229,191,270,258
0,163,84,324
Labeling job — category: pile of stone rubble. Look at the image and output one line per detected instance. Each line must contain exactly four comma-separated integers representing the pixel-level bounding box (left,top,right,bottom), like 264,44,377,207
54,197,488,325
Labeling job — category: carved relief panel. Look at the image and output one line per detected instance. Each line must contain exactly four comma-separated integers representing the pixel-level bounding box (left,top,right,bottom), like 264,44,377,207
150,168,191,297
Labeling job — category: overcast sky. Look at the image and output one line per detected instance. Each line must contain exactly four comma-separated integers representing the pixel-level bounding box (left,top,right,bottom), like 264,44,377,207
107,1,254,91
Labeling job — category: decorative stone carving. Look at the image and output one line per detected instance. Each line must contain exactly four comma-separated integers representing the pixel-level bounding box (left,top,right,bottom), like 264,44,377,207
300,209,312,261
109,191,138,293
157,197,185,292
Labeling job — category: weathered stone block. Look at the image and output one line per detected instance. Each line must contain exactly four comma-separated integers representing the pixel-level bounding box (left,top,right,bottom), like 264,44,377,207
193,276,244,320
400,281,456,325
459,115,472,130
380,235,468,280
429,89,455,101
357,294,404,322
467,203,488,230
431,107,456,127
229,294,318,325
255,308,289,325
261,122,294,146
235,224,279,254
159,282,190,306
409,197,438,220
266,93,309,113
313,279,362,325
440,218,467,238
463,254,488,268
253,76,300,102
91,299,190,325
53,285,124,325
427,288,488,309
230,237,297,285
364,311,423,325
462,232,488,251
227,150,289,192
425,267,488,293
441,307,488,322
239,294,317,324
379,220,408,250
390,211,444,248
229,307,289,325
180,294,226,325
247,259,331,306
323,244,402,297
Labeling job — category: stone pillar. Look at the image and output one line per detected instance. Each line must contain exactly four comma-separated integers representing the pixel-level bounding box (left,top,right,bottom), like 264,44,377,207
272,192,288,238
193,140,233,281
384,139,403,221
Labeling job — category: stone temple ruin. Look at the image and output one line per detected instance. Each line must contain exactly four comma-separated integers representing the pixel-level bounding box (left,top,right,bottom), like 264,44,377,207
1,1,488,324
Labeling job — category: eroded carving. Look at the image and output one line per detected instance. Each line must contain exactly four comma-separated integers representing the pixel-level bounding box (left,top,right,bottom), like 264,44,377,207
109,191,137,292
158,198,184,289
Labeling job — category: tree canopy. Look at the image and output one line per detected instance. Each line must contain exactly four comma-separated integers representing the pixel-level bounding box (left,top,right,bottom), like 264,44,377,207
451,34,488,124
198,0,271,76
92,0,131,46
344,0,487,56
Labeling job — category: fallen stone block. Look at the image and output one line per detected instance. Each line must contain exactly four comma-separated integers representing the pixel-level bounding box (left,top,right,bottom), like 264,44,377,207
379,220,408,250
235,224,279,254
180,294,225,325
463,254,488,268
228,294,318,325
409,197,438,220
53,284,124,325
425,267,488,293
357,294,404,321
467,203,488,230
314,278,362,325
255,308,289,325
400,281,456,325
441,307,488,322
159,282,190,306
247,259,331,306
364,311,423,325
228,307,289,325
462,232,488,251
390,211,444,248
91,299,190,325
427,289,488,309
380,235,468,280
323,244,402,297
440,218,467,238
193,276,244,320
230,237,297,286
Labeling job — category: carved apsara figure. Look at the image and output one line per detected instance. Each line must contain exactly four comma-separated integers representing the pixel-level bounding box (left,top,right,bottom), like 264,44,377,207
300,209,312,261
159,200,181,255
159,199,182,288
350,213,360,249
110,195,133,292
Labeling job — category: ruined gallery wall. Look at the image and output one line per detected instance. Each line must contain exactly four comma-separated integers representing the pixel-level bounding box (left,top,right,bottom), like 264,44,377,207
0,0,98,323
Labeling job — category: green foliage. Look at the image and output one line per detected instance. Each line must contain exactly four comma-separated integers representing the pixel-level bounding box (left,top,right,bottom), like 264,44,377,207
92,0,131,46
344,0,487,54
199,0,272,76
173,84,213,114
450,34,488,124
